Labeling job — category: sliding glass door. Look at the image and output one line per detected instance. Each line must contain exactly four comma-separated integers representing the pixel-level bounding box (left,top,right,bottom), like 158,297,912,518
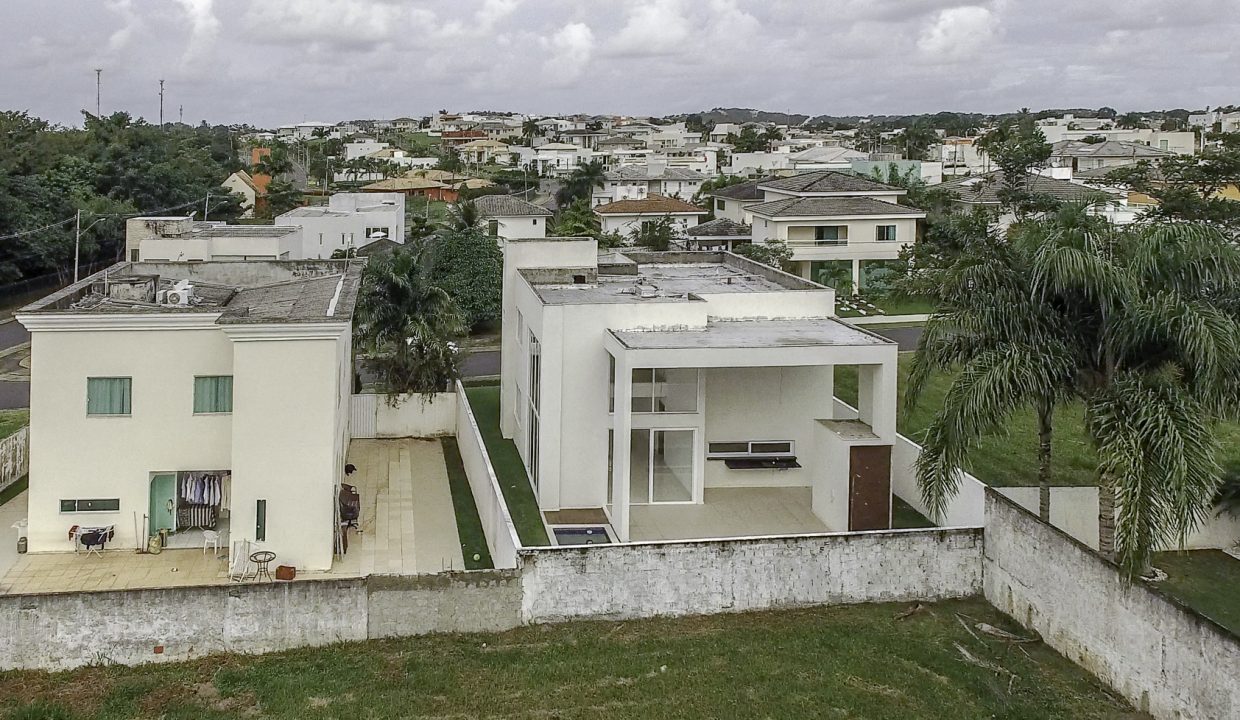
629,428,694,504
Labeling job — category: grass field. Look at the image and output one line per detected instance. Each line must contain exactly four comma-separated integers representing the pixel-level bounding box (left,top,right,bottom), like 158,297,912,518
439,437,494,569
462,385,550,546
0,409,28,441
0,599,1134,720
1150,550,1240,636
835,355,1240,488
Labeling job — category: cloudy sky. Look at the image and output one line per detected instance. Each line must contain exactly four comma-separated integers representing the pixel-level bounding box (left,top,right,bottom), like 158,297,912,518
2,0,1236,128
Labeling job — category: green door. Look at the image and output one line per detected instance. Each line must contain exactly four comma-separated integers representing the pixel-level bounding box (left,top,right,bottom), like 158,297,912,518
149,474,177,534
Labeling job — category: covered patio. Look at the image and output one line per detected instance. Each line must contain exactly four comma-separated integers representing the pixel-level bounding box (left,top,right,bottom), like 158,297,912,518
605,318,899,544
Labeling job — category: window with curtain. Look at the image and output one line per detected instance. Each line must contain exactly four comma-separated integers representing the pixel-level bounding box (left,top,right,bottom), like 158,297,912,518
193,376,233,414
86,377,131,416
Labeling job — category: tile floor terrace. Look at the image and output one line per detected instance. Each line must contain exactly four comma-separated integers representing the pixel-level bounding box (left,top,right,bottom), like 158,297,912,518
628,487,831,542
0,438,463,596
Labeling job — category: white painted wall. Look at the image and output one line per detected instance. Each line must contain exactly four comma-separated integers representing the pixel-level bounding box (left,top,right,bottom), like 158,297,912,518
455,382,521,568
598,212,703,236
24,322,234,553
350,393,456,438
492,215,547,240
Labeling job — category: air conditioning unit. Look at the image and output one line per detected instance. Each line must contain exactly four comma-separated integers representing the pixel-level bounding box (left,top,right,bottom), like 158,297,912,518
163,283,195,306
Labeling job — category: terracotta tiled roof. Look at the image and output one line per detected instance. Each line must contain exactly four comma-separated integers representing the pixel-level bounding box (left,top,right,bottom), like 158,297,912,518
593,195,706,215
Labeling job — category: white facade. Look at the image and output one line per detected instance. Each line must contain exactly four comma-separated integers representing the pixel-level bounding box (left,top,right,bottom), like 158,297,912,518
277,192,405,258
17,261,360,571
128,217,303,263
596,210,704,236
591,165,707,206
498,240,899,543
220,172,258,219
511,143,595,175
345,139,389,160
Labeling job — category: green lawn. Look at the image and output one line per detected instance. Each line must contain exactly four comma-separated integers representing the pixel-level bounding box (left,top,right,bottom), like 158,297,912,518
892,495,934,529
0,409,28,440
836,355,1240,489
836,295,936,319
407,198,450,224
0,476,25,507
1150,549,1240,636
439,438,494,570
462,385,550,546
0,599,1132,720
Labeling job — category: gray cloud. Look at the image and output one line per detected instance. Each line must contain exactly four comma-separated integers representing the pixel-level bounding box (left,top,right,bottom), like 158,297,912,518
0,0,1235,127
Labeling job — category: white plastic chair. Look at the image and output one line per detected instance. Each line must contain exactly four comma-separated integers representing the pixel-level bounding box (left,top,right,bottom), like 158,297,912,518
203,530,220,556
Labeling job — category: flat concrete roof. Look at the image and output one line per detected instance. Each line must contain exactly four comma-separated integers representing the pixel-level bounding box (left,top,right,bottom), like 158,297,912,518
529,251,824,306
611,318,893,350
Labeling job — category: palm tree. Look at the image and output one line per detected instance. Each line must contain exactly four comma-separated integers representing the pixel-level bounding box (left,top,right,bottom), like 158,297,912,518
254,147,293,178
355,245,465,397
555,160,606,207
761,127,784,151
448,199,481,231
913,204,1240,574
522,119,540,145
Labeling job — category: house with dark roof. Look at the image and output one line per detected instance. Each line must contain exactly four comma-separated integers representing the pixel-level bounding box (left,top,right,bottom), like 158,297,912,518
1049,140,1176,173
16,259,364,572
592,195,707,236
744,171,927,290
473,194,554,239
932,170,1129,227
708,179,770,223
682,218,752,251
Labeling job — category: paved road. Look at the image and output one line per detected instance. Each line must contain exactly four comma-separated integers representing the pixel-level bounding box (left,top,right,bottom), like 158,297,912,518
0,321,29,352
869,325,923,352
461,350,500,377
0,321,30,410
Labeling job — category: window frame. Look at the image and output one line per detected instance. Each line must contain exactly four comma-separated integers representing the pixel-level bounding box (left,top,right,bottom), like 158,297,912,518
86,376,132,417
60,498,120,513
876,224,898,242
707,440,795,459
193,375,234,415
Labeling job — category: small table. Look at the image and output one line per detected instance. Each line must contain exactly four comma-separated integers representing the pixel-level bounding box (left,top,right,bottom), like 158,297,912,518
250,550,276,582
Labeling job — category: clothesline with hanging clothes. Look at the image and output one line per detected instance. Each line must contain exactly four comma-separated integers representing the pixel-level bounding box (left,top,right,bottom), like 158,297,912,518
180,473,224,506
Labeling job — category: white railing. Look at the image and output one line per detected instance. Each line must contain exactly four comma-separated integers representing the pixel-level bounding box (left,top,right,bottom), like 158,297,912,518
453,381,522,568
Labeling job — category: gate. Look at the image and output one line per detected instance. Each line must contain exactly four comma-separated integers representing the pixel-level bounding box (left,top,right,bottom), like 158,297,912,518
350,394,378,439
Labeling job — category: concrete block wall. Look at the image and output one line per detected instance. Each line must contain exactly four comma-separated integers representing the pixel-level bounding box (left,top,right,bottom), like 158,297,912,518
0,425,27,495
983,490,1240,720
0,572,523,672
520,528,983,623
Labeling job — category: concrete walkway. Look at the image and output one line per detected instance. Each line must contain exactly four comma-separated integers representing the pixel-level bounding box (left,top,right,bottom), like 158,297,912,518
0,489,27,580
341,438,465,575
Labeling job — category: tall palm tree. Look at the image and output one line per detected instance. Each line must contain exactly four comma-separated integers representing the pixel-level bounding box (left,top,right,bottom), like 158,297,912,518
254,147,293,179
448,199,481,231
555,160,606,207
913,204,1240,574
522,118,540,145
355,245,465,396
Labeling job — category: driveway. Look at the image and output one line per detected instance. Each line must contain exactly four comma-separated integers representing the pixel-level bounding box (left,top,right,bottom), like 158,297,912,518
869,325,923,352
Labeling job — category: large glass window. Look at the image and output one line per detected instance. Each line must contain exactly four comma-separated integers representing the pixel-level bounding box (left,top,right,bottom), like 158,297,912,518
876,225,898,242
814,225,846,244
630,429,694,504
193,376,233,414
630,368,698,413
87,377,132,416
526,332,541,489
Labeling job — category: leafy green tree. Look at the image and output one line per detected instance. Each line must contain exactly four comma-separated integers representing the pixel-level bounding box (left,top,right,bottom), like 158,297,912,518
734,241,793,271
912,205,1240,573
976,113,1053,218
428,227,503,328
355,246,464,397
551,198,601,237
436,147,463,173
254,146,293,178
263,180,303,217
898,123,940,160
725,127,766,153
1104,146,1240,233
628,215,679,250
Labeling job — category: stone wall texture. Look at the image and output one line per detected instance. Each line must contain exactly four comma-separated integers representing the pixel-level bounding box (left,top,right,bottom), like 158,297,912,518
520,528,984,623
984,490,1240,720
0,425,28,495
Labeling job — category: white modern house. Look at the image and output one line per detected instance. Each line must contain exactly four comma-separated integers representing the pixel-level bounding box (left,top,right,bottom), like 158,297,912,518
708,179,769,223
591,164,707,206
1048,140,1175,172
127,217,304,263
275,192,406,258
593,196,707,236
511,143,594,176
16,259,362,572
498,239,899,543
473,195,553,239
745,171,926,289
